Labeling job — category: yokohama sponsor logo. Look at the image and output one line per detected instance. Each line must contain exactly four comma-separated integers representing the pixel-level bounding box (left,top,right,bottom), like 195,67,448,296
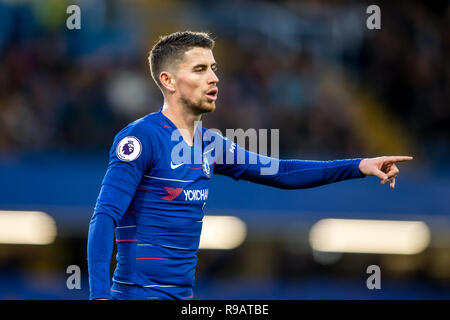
183,189,209,201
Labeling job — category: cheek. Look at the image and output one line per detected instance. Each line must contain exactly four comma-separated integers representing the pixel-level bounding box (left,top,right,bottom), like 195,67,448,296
178,77,202,98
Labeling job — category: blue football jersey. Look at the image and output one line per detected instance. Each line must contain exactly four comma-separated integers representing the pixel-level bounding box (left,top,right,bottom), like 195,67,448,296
94,108,246,299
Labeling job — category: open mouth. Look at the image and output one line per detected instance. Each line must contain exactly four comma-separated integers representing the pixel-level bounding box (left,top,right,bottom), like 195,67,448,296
205,88,218,101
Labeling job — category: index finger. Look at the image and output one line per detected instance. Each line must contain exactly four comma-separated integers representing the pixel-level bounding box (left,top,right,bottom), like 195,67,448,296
384,156,414,163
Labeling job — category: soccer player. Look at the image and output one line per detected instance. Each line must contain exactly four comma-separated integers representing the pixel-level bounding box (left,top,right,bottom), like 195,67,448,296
87,31,412,300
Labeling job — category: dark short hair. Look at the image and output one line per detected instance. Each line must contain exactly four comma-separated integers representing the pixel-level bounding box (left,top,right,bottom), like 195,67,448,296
149,31,215,92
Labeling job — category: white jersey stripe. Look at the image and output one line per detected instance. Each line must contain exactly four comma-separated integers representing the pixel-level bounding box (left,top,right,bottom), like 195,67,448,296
112,278,135,285
144,175,194,183
113,277,179,289
143,284,180,288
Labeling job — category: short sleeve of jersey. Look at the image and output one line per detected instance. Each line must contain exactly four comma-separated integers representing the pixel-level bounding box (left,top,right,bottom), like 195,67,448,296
101,122,154,197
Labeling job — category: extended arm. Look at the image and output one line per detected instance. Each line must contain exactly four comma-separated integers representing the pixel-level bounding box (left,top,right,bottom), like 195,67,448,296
213,135,412,189
213,139,366,188
239,157,365,189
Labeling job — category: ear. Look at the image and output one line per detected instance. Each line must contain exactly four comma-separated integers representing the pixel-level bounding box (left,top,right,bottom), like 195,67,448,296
160,71,176,93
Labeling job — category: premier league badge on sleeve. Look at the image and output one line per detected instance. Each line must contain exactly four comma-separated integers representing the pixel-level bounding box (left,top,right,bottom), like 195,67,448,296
116,136,142,161
202,156,211,178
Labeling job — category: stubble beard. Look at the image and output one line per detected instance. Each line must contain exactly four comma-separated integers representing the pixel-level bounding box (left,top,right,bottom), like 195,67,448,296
180,96,216,115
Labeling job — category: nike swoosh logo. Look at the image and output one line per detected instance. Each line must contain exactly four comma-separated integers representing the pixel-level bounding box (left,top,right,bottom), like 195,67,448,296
170,161,184,169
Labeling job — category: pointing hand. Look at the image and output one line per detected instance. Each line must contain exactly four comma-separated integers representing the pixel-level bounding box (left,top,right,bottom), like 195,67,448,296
358,156,413,189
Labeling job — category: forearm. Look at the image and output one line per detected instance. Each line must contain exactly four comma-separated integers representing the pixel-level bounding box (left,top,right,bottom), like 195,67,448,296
87,213,115,300
240,157,366,189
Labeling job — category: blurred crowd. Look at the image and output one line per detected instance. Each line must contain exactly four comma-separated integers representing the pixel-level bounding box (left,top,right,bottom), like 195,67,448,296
358,1,450,163
0,0,448,165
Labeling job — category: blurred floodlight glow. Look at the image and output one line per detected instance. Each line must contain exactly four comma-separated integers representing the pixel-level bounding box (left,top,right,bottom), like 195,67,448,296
0,210,57,245
309,219,430,255
199,215,247,249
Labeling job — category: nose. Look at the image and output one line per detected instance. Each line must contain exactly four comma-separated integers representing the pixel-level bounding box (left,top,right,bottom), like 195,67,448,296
208,69,219,84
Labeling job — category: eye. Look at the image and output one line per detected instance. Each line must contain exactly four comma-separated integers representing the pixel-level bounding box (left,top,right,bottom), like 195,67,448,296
193,66,206,72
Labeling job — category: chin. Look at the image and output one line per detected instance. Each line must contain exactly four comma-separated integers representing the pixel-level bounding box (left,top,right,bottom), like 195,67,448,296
181,97,216,114
203,102,216,113
194,101,216,114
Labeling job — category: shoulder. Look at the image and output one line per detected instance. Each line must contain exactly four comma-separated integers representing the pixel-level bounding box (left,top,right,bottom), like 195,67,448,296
111,112,164,161
114,112,165,143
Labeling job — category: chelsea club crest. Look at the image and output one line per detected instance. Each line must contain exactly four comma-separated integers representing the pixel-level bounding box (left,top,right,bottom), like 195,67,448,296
202,156,211,178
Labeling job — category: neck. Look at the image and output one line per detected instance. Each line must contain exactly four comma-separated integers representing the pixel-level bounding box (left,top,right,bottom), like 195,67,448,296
161,101,201,146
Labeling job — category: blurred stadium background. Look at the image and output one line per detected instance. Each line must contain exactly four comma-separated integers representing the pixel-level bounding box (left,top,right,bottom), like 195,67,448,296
0,0,449,299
